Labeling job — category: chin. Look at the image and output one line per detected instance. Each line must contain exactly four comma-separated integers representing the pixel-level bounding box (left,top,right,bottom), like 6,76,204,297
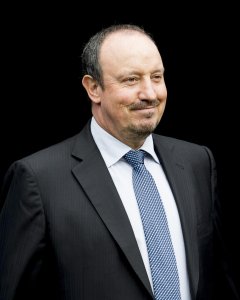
141,117,159,130
130,121,158,136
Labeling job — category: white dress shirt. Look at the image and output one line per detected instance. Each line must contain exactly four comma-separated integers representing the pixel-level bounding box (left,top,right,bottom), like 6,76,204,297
91,117,191,300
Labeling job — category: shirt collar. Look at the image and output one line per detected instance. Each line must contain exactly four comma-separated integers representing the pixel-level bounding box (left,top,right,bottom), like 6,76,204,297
90,117,160,168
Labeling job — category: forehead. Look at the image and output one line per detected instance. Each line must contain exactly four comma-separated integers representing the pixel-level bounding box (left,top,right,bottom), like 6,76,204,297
99,31,161,66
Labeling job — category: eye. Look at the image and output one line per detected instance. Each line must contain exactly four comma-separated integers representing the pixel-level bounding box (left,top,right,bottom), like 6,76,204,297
152,74,163,82
124,77,139,85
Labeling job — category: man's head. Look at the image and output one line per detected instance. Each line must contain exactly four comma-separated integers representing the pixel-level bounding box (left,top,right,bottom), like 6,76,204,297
81,24,167,149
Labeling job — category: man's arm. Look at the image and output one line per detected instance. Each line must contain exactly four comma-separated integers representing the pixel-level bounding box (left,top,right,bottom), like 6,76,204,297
204,147,239,299
0,160,46,300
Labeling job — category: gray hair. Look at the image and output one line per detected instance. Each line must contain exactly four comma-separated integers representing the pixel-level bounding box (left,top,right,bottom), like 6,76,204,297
81,24,156,89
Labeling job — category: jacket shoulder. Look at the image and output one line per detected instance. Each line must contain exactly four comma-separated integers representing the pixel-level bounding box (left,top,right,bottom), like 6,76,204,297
153,134,206,150
153,134,214,165
8,134,80,178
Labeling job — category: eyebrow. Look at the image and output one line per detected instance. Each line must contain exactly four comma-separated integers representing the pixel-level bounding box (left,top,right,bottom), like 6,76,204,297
117,67,165,79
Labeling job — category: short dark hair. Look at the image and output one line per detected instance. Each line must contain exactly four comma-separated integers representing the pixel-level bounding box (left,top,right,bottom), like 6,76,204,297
81,24,155,88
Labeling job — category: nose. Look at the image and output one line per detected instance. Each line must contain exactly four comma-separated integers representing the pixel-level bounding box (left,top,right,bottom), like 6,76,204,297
138,79,157,100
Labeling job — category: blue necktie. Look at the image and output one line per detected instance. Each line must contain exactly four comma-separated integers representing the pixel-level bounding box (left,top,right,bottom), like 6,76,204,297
124,150,181,300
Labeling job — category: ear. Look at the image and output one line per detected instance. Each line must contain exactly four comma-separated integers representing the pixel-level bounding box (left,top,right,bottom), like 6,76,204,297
82,75,101,104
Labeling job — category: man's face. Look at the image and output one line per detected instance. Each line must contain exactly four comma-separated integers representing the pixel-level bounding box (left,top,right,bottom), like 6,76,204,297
93,31,167,148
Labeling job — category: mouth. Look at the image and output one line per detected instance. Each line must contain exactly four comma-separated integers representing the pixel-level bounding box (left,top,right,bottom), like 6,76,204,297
135,106,156,111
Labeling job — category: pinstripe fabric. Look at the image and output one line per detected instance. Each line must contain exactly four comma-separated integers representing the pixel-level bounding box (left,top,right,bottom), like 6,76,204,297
124,150,181,300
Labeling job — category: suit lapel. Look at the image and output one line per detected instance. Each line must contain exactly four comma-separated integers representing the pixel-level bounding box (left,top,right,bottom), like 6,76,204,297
71,123,153,298
153,134,199,298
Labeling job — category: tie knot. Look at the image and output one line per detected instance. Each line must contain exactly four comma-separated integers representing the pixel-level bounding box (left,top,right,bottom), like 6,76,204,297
124,150,145,167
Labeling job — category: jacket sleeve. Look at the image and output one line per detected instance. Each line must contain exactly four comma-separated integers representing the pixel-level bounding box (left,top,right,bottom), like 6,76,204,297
203,146,239,299
0,160,46,300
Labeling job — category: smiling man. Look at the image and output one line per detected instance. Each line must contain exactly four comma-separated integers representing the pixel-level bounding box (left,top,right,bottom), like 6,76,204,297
0,24,238,300
82,29,167,149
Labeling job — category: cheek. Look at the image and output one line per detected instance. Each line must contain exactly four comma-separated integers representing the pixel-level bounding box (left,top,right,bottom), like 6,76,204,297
159,85,167,100
101,88,136,117
101,97,126,119
117,90,135,107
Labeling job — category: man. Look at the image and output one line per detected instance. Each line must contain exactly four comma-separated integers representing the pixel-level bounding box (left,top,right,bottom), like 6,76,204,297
0,24,238,300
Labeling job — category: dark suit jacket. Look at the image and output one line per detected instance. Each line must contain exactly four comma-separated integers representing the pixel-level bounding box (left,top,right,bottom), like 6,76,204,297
0,122,238,300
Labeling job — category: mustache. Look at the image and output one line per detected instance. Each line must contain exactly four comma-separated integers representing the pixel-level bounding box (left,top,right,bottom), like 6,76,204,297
128,100,160,110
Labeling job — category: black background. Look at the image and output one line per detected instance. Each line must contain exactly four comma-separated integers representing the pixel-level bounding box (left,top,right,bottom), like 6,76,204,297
1,3,239,292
